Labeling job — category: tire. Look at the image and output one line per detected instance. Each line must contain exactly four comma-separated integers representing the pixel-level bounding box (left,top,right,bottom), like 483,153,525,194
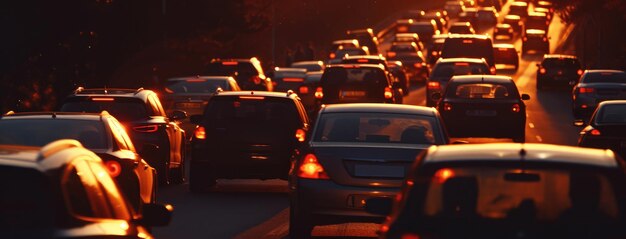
189,162,216,193
289,199,313,239
170,146,186,184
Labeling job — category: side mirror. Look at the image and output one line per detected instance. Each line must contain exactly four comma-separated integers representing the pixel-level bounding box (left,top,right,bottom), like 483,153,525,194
365,197,393,216
573,119,585,127
170,110,187,121
189,115,203,125
140,203,173,227
521,94,531,100
431,92,442,101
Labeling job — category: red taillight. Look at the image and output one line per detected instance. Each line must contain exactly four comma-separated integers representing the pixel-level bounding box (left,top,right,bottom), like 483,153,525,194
432,51,439,56
577,69,583,75
222,61,238,66
512,103,520,113
579,87,594,94
434,168,455,183
297,154,329,179
443,102,452,111
490,66,496,75
329,53,336,59
542,37,547,42
590,129,601,136
194,126,206,140
522,37,527,41
401,233,421,239
251,76,262,85
314,87,324,99
508,28,513,33
384,87,393,99
427,81,440,89
539,68,546,74
91,97,115,102
295,129,306,142
133,125,158,133
299,86,309,94
104,160,122,178
357,59,369,63
414,62,424,68
387,51,397,58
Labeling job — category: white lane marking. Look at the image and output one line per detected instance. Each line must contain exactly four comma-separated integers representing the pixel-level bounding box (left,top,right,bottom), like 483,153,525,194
529,123,535,129
535,135,543,142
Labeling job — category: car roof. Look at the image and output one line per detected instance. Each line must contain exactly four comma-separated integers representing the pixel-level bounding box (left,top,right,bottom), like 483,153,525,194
70,87,153,101
326,64,386,70
273,67,307,73
504,15,521,20
0,140,101,172
598,100,626,107
584,69,625,74
445,34,490,40
525,29,546,35
291,61,324,66
493,43,515,49
543,54,577,59
343,55,386,61
167,76,233,82
333,39,359,44
449,75,514,84
478,7,496,12
511,1,528,6
1,111,108,121
496,23,511,28
423,143,618,168
528,12,547,17
214,91,299,99
451,22,471,26
436,58,488,64
321,103,438,117
210,57,259,63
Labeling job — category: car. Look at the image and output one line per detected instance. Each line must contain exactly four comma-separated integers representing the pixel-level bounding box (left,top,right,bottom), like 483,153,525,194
458,7,478,26
60,87,187,185
340,55,403,95
162,76,241,138
426,58,492,106
396,19,440,45
503,14,524,34
188,91,310,191
422,11,449,33
522,29,549,55
317,64,397,105
0,111,157,213
435,75,530,142
330,39,360,53
444,0,466,17
268,67,308,93
572,70,626,118
475,7,499,29
493,43,519,71
291,60,325,72
347,28,380,55
288,103,451,238
477,0,502,11
440,34,496,70
205,57,273,91
401,9,426,20
448,21,476,34
0,139,172,238
328,45,370,64
509,1,529,18
426,35,448,65
493,23,515,41
392,33,425,51
388,61,411,95
387,42,429,82
525,12,549,32
536,1,555,19
536,54,582,90
576,100,626,158
369,143,626,239
300,71,324,116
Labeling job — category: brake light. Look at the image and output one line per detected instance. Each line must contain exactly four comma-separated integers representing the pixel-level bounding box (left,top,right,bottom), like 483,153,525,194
539,68,546,74
315,87,324,99
91,97,115,101
297,154,329,179
578,87,594,94
357,59,369,63
104,160,122,178
590,129,601,136
221,61,238,65
463,39,473,43
251,76,262,85
427,81,440,89
329,53,336,59
512,103,520,112
186,79,206,82
384,87,393,99
194,126,206,139
443,102,452,111
434,168,455,183
414,62,424,68
490,66,496,75
523,37,527,41
133,125,158,133
239,96,265,100
401,233,421,239
283,78,304,82
542,37,547,42
577,69,583,75
299,86,309,94
432,51,439,56
295,129,306,142
454,62,469,66
387,51,397,58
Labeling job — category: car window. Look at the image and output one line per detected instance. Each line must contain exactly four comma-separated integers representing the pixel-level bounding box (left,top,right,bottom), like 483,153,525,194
0,166,54,232
391,44,416,52
313,112,442,144
204,96,300,126
63,159,113,219
165,79,229,94
206,61,256,77
61,97,149,122
596,105,626,124
583,72,626,84
447,83,515,99
542,58,580,68
88,161,131,219
0,119,108,149
322,67,388,86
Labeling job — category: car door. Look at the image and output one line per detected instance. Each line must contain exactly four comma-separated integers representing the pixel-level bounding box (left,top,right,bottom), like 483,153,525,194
149,95,183,168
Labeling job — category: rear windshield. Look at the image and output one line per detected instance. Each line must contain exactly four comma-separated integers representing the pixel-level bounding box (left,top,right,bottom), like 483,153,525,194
61,97,148,121
0,119,108,149
449,26,470,33
596,104,626,124
526,16,547,29
409,24,435,34
322,67,388,86
494,48,517,59
273,71,307,92
431,62,490,79
391,44,417,52
203,96,300,126
542,58,580,68
0,166,54,235
446,83,518,99
313,112,442,144
165,79,228,94
441,38,494,65
583,72,626,84
477,11,496,19
509,5,527,15
206,62,257,77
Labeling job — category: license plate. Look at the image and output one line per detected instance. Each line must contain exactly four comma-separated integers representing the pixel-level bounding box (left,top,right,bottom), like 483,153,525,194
176,102,203,109
354,165,404,178
341,91,366,97
466,110,497,116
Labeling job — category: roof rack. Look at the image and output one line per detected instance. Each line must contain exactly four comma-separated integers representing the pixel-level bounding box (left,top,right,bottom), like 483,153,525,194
38,139,83,161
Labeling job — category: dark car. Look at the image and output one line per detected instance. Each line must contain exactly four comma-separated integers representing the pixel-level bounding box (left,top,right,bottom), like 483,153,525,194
291,60,325,72
435,75,530,142
493,43,520,72
572,70,626,117
577,100,626,158
288,103,450,238
369,143,626,239
347,28,380,55
422,11,449,33
341,55,405,102
0,139,172,239
475,7,499,29
205,57,273,91
396,19,440,45
301,71,324,115
509,1,529,18
536,1,555,19
0,111,156,213
426,35,448,65
426,58,492,106
525,12,549,32
60,88,187,185
440,34,496,70
162,76,241,138
536,54,582,90
477,0,502,11
458,7,479,26
188,91,310,191
503,14,524,34
448,22,476,34
444,0,466,17
318,64,397,105
268,67,308,93
522,29,549,55
494,23,515,41
328,45,370,64
330,39,360,52
387,42,429,82
388,61,411,95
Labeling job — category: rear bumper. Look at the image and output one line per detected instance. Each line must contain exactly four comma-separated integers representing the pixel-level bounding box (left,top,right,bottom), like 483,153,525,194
579,137,626,158
443,116,525,138
191,144,291,179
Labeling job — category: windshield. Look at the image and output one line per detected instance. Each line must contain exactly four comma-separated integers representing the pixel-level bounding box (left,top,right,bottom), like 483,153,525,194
0,119,108,149
165,79,229,94
583,72,626,83
595,104,626,124
446,83,517,99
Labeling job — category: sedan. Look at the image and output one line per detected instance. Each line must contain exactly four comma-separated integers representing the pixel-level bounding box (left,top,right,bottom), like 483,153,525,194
435,75,530,142
576,100,626,158
289,103,450,238
572,70,626,118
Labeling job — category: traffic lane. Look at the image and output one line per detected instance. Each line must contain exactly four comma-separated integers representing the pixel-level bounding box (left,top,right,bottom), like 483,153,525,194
153,179,289,239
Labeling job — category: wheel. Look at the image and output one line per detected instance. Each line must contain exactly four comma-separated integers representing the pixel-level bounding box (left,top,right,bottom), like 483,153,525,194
289,198,313,239
189,162,216,193
170,146,186,184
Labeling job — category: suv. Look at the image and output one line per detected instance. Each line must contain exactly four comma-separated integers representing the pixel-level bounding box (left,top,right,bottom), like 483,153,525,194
521,29,549,55
536,54,582,90
426,58,492,106
205,57,273,91
387,42,429,82
0,111,156,213
0,140,172,238
189,91,310,191
440,34,496,70
317,64,397,105
346,28,380,54
59,88,187,185
572,70,626,118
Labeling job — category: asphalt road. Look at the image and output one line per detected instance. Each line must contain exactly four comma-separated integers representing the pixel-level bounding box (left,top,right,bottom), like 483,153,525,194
153,4,581,239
